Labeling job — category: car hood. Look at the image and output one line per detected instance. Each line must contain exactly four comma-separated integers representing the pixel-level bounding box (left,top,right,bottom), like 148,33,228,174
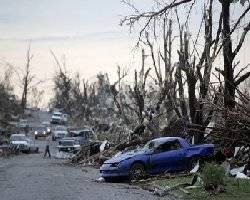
52,116,61,119
11,141,27,145
104,149,147,164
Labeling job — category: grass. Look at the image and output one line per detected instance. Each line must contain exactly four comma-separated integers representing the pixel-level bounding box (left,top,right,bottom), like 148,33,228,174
154,176,250,200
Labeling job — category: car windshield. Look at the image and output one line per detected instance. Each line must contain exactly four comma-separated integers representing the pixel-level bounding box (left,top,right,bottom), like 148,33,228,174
142,141,156,151
10,135,27,141
36,127,46,131
53,114,62,117
56,126,67,131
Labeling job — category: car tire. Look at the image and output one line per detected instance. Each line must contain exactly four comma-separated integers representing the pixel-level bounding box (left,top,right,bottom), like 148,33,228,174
35,136,37,140
52,136,55,141
35,148,39,153
129,163,145,181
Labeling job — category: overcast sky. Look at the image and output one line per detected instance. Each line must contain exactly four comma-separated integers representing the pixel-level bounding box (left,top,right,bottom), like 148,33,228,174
0,0,149,103
0,0,249,106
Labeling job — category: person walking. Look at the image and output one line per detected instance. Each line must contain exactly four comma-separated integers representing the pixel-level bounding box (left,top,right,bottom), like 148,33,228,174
44,135,51,158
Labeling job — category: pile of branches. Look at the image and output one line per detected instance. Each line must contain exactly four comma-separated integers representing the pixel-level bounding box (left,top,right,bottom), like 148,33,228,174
206,89,250,147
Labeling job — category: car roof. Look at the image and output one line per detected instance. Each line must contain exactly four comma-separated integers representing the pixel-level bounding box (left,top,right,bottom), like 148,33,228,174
11,134,26,137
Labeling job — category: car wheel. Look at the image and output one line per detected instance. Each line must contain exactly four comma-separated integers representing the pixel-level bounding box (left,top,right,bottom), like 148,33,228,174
129,163,145,181
52,136,55,141
35,148,39,153
35,136,37,140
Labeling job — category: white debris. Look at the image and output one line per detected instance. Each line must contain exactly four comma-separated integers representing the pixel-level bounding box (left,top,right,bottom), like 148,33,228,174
205,120,215,137
99,140,108,152
234,146,242,157
190,161,199,173
235,172,250,179
191,136,195,145
221,160,231,176
185,185,202,190
96,177,105,182
113,151,122,158
230,165,246,176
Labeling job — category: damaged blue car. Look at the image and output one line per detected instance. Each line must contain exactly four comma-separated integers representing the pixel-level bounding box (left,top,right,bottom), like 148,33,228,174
100,137,214,180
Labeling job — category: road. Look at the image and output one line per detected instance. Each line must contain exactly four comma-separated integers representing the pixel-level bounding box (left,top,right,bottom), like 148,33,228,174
0,111,163,200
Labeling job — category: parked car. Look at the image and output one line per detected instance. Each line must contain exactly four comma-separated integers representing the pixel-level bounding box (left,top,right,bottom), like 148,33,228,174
34,126,48,139
100,137,214,181
67,127,97,146
10,134,39,153
57,137,81,154
50,112,63,124
19,119,29,129
52,126,68,141
41,121,51,134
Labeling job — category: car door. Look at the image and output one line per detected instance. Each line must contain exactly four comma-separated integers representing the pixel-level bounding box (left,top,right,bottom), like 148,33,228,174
149,140,185,174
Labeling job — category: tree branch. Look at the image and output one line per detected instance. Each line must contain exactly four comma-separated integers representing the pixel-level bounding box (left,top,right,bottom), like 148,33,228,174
233,22,250,59
235,71,250,86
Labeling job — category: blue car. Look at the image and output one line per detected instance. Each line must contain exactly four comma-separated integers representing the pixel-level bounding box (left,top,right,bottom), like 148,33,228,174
100,137,214,180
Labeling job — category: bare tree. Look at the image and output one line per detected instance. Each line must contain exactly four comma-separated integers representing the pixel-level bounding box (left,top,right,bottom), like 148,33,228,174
20,44,35,111
30,87,44,108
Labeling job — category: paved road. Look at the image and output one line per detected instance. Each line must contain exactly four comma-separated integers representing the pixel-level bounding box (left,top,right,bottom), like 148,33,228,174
0,152,162,200
0,111,163,200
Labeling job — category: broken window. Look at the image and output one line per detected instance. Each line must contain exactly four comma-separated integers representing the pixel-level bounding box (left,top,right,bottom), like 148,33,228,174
156,140,181,153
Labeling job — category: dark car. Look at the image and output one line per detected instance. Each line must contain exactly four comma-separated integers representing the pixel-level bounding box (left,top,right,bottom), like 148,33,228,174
57,137,81,154
41,121,52,134
34,126,48,139
100,137,214,180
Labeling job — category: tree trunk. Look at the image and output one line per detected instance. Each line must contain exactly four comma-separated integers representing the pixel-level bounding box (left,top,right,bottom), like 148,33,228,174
222,1,235,109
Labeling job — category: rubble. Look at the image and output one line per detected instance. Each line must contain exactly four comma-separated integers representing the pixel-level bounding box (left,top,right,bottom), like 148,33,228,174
95,177,105,183
190,161,200,174
235,172,250,179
